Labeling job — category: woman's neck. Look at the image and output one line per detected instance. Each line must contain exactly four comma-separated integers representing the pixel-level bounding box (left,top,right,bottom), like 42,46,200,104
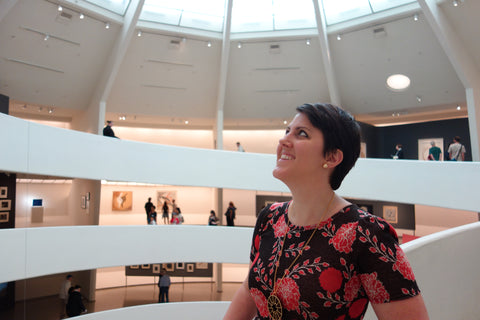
287,184,349,226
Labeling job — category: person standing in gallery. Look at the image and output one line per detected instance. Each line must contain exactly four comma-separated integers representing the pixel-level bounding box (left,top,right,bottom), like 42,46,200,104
237,142,245,152
145,197,154,224
392,143,404,159
223,103,428,320
59,274,73,318
66,285,86,317
158,268,171,303
102,120,119,138
162,201,170,224
225,202,236,226
428,141,442,161
447,136,466,161
149,205,157,225
208,210,219,225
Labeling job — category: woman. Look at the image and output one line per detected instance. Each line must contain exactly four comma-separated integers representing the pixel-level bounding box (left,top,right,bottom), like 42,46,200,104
162,201,169,224
208,210,219,225
223,104,428,320
225,202,236,226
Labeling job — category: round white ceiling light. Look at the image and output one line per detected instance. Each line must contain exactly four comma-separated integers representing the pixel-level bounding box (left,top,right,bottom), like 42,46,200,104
386,74,411,92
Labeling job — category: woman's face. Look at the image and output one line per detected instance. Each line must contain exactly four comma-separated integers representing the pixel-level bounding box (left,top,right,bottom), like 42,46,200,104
273,112,327,184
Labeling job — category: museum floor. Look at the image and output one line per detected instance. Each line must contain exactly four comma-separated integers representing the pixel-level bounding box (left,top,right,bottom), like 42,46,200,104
0,282,242,320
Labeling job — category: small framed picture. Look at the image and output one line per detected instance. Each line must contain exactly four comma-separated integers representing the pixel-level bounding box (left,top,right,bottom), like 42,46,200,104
383,206,398,224
141,264,150,269
130,265,139,269
163,263,174,272
0,200,11,211
196,263,208,269
81,196,87,209
0,187,7,199
152,264,161,274
176,262,184,270
186,263,195,273
0,212,8,223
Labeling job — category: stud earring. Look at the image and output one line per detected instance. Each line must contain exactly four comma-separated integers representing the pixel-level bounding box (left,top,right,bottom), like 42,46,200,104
323,163,328,169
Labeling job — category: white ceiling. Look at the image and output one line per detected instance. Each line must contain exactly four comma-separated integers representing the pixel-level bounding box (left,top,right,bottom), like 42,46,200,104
0,0,476,128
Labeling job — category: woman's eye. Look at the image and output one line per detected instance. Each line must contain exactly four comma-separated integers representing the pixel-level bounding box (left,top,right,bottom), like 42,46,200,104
299,130,308,137
285,129,290,135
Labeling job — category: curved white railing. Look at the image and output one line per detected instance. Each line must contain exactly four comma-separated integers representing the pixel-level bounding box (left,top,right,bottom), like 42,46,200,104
2,223,480,319
1,113,479,211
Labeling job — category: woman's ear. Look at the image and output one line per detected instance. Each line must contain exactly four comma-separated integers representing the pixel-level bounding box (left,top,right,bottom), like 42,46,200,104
325,149,343,168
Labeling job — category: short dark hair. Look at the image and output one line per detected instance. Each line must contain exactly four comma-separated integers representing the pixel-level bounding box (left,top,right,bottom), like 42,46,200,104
296,103,361,190
454,136,461,142
66,274,73,279
106,120,112,125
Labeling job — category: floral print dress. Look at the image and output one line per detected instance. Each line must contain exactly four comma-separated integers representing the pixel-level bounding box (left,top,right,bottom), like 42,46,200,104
248,201,420,320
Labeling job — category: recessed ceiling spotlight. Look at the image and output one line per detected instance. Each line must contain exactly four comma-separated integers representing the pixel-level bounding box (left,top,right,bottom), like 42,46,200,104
237,42,242,49
207,41,212,47
336,34,342,40
79,13,85,19
306,39,311,45
386,74,411,91
185,120,189,124
416,96,422,103
119,115,126,120
44,34,49,41
137,30,142,37
457,105,461,110
452,0,459,6
283,120,287,125
413,14,419,21
57,5,63,12
105,22,110,29
48,107,54,114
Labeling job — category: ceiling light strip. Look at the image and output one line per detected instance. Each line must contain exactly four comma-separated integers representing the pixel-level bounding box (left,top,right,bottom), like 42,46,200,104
142,84,187,90
6,58,64,73
146,59,193,67
21,26,80,46
255,89,300,93
254,67,300,71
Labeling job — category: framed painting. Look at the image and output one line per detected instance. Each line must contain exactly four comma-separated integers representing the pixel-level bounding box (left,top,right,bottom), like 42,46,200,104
0,187,7,199
112,191,133,211
383,206,398,224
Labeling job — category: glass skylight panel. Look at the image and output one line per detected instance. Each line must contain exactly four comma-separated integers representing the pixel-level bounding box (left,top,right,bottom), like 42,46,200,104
231,0,274,32
322,0,372,25
369,0,416,12
273,0,316,30
84,0,130,15
140,0,226,32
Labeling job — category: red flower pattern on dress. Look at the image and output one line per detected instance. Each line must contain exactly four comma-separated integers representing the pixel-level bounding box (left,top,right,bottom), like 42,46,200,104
250,288,269,317
348,298,368,319
319,267,343,293
329,222,358,253
276,277,301,311
273,214,289,238
360,272,390,303
344,275,361,302
269,202,284,212
392,244,415,280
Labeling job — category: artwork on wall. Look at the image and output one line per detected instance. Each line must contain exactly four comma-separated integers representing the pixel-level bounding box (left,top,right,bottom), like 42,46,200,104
156,191,177,210
360,142,367,158
81,196,87,209
0,187,7,198
112,191,133,211
0,212,8,223
126,262,213,277
0,200,11,211
383,206,398,224
418,138,444,161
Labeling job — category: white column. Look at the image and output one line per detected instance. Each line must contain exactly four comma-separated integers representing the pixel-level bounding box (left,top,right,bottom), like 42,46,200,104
312,0,341,106
418,0,480,161
214,0,234,293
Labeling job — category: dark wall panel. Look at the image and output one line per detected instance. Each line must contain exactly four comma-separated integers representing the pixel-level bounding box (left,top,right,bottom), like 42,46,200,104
0,94,8,115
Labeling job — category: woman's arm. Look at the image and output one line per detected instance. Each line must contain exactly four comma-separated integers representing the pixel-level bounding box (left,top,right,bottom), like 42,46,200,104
371,294,429,320
223,278,257,320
